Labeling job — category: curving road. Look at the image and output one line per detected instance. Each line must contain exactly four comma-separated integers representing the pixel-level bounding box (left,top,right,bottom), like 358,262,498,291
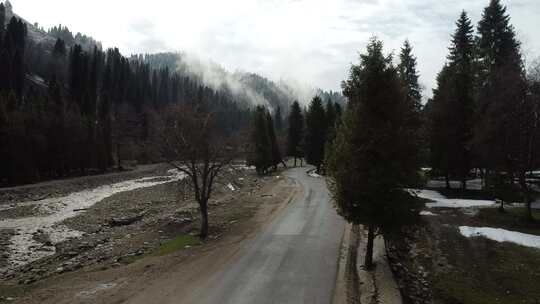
187,167,345,304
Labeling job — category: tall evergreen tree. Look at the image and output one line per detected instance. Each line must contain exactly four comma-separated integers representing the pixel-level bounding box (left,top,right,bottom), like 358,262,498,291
287,101,304,166
0,3,5,43
305,96,327,173
334,102,343,124
397,40,423,177
474,0,529,217
249,105,272,175
4,17,26,100
325,99,336,133
274,105,283,133
398,40,422,116
426,66,454,188
266,111,283,170
477,0,522,77
50,38,67,82
328,38,422,268
446,11,476,190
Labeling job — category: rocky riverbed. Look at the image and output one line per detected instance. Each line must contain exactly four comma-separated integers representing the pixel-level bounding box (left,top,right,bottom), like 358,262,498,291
0,164,262,290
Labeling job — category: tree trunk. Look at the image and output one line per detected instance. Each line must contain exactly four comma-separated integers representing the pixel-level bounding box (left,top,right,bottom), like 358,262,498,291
527,201,534,222
116,143,122,170
445,174,451,190
461,175,467,190
199,200,209,239
480,169,486,190
364,224,375,269
519,171,534,222
294,157,297,167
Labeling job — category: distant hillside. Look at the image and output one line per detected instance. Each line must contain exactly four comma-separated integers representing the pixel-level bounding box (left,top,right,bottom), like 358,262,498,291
3,0,100,52
132,52,346,113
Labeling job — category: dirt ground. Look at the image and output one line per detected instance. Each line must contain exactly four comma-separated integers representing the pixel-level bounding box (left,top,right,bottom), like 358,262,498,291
0,164,299,303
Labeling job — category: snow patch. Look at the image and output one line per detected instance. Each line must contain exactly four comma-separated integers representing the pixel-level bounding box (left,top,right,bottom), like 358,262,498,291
413,189,495,208
420,211,437,216
459,226,540,249
232,164,256,170
227,183,236,191
308,171,322,178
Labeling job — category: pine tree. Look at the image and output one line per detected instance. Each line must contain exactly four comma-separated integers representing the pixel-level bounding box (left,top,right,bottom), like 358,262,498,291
249,105,272,175
53,38,67,58
426,66,454,188
328,38,422,268
305,96,327,173
4,17,26,100
334,102,343,125
266,111,282,170
287,101,304,166
477,0,522,76
274,105,283,133
325,99,336,137
447,11,476,190
50,38,67,82
69,44,86,105
398,40,422,116
0,3,5,44
397,40,423,179
474,0,529,218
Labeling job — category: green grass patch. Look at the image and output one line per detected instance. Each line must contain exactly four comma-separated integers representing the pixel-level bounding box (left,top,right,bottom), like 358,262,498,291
432,227,540,304
477,208,540,235
154,235,201,256
429,186,529,203
429,187,495,200
0,283,35,301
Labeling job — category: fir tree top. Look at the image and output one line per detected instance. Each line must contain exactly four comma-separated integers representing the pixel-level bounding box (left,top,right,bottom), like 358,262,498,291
477,0,521,70
398,39,422,110
448,11,474,68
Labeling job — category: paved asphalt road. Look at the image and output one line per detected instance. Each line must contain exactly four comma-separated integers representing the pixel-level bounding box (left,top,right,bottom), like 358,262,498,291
194,167,345,304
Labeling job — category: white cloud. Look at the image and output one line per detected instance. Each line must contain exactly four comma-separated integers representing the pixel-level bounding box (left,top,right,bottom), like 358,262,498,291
8,0,540,97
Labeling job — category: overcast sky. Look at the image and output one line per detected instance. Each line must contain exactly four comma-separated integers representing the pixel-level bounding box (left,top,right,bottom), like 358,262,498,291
8,0,540,96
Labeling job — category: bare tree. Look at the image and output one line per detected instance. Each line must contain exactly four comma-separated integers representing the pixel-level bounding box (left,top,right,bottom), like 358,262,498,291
159,104,236,239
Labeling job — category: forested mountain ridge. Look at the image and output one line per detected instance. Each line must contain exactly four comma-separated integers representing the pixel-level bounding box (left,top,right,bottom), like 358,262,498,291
0,1,343,185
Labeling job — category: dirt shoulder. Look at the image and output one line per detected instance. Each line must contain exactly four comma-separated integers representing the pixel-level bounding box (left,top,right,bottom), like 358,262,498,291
0,167,299,304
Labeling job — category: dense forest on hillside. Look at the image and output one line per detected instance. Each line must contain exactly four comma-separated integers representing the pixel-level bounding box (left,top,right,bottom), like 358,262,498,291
0,2,345,185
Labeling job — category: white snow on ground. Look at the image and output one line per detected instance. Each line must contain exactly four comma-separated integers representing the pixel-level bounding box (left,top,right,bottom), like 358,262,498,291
413,189,496,208
0,170,186,271
233,164,256,170
459,226,540,249
420,211,437,216
308,171,322,178
227,183,236,191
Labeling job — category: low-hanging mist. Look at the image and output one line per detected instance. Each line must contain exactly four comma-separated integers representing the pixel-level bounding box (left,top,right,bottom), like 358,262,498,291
134,51,344,112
